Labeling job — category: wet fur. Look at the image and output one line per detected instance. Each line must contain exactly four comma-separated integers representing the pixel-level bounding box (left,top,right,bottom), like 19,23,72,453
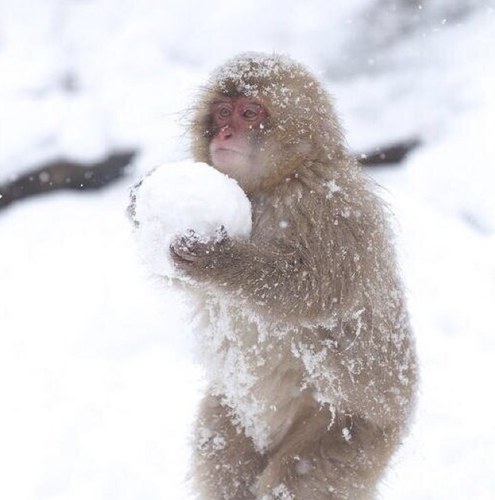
175,53,417,499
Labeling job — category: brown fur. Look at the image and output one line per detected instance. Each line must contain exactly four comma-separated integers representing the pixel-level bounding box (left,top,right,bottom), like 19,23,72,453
173,53,417,499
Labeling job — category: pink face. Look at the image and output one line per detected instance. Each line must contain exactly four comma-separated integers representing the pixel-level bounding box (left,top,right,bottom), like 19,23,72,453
208,97,269,190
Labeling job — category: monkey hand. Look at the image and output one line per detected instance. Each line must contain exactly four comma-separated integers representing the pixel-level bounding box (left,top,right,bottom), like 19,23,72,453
170,226,232,276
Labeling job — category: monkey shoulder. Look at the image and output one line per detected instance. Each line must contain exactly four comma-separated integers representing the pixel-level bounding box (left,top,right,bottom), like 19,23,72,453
250,178,383,250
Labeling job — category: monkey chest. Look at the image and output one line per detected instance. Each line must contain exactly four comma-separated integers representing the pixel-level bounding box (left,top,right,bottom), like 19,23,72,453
195,295,304,450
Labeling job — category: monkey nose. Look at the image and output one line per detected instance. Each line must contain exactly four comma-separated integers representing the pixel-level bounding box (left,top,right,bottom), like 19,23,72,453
218,125,234,140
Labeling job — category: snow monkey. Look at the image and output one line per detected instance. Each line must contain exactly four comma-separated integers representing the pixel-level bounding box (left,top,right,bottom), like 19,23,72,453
170,53,417,500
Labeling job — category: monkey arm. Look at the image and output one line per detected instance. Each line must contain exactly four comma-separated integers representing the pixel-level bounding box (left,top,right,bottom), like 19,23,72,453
170,227,359,323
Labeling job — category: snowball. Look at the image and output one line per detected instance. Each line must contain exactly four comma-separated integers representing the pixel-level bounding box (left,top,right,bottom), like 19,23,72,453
130,160,252,278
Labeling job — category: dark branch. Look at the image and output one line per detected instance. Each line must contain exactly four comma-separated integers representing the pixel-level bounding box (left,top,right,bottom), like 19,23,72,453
0,150,137,210
357,138,420,166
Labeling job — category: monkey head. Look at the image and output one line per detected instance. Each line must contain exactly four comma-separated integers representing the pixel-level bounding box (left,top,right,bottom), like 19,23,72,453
190,52,345,194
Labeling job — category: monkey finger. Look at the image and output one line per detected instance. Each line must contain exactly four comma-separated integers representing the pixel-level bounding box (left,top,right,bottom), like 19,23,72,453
170,239,200,263
215,225,230,243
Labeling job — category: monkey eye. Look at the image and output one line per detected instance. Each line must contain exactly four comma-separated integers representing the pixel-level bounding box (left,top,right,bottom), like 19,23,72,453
217,105,232,119
242,105,261,121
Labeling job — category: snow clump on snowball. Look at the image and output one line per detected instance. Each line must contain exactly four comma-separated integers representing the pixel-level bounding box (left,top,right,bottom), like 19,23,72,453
130,160,252,278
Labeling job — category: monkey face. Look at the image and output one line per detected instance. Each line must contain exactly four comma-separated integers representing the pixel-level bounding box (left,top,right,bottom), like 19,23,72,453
208,97,269,193
191,53,345,193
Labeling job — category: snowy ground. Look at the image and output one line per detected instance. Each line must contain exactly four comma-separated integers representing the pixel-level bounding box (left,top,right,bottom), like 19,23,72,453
1,1,494,499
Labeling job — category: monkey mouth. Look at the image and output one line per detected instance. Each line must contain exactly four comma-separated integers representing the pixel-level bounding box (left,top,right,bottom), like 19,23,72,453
212,147,247,157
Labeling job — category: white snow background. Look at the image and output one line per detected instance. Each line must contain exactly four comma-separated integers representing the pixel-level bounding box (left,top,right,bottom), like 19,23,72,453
1,0,494,498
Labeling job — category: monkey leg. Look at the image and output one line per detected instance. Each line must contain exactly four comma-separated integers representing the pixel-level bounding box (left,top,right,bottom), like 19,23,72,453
192,394,267,500
254,407,394,500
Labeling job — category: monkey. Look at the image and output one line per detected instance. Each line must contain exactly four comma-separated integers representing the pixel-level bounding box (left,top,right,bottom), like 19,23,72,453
169,53,417,500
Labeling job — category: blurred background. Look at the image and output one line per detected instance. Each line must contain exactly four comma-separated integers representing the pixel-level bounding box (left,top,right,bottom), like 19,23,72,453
0,1,494,498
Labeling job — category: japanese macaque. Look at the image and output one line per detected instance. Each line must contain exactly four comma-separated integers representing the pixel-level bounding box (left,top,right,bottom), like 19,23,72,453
170,53,417,500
